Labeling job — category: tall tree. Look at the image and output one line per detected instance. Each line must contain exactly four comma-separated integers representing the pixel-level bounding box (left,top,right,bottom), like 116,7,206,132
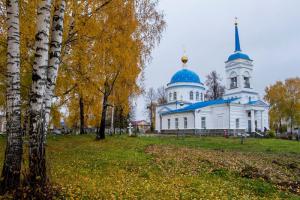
145,87,157,132
265,81,286,133
44,0,66,138
28,0,53,189
265,77,300,134
157,86,167,104
284,78,300,134
0,0,23,193
205,70,225,100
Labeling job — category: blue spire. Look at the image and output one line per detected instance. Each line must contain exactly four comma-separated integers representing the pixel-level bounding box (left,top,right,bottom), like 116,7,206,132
235,22,241,52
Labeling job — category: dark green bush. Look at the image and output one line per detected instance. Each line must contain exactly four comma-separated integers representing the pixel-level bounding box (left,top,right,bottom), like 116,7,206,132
266,130,276,138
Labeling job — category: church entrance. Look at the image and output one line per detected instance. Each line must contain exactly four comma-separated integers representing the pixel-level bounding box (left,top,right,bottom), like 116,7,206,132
248,120,251,133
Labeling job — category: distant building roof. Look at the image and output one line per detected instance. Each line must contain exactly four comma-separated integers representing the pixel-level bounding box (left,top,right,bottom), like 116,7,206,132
131,120,150,126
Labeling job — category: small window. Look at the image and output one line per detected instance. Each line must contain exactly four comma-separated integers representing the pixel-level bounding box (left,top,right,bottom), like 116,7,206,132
201,117,206,129
230,77,238,89
169,93,172,101
168,119,170,129
249,96,251,102
190,91,194,100
248,112,251,117
244,77,250,88
201,93,203,101
196,92,199,101
236,118,240,129
174,92,177,101
184,117,188,129
175,118,179,129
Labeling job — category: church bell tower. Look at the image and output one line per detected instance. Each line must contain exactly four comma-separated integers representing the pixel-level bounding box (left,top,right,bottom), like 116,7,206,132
223,19,259,104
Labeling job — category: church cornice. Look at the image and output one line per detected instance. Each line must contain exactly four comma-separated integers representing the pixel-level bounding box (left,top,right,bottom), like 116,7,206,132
166,84,205,90
226,61,253,68
224,90,259,96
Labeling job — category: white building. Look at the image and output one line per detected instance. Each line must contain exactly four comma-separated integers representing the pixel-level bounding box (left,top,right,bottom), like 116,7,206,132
155,22,269,135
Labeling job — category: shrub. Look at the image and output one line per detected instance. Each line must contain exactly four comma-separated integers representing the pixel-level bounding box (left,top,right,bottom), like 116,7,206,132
266,130,276,138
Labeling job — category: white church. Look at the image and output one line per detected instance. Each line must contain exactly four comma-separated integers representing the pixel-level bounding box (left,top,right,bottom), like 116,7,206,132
155,22,269,135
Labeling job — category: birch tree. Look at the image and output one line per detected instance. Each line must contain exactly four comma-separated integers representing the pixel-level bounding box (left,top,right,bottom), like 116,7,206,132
44,0,66,137
0,0,22,193
28,0,52,188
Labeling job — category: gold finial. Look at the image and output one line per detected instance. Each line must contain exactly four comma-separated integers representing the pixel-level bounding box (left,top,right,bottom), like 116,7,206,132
181,47,188,64
181,55,188,64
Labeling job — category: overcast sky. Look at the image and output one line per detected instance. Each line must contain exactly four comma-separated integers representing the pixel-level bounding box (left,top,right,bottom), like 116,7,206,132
135,0,300,120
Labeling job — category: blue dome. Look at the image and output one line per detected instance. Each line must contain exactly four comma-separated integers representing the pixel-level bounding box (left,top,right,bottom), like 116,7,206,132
227,52,252,62
170,69,201,84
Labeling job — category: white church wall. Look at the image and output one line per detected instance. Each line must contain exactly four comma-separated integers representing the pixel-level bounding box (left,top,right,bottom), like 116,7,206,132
211,105,230,129
155,102,193,132
195,108,212,129
229,104,248,130
195,105,230,129
161,112,195,130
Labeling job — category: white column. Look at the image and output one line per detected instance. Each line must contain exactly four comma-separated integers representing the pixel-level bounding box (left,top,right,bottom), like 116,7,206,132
251,110,255,133
238,75,242,88
261,111,264,131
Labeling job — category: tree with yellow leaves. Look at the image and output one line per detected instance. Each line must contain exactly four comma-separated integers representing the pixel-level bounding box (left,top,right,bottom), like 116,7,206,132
265,77,300,134
0,0,165,197
57,0,165,140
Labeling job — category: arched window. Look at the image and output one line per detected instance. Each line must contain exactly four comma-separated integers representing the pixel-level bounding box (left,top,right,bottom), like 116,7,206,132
173,92,177,100
169,92,172,101
196,92,200,101
243,71,251,88
230,71,238,89
201,93,203,101
190,91,194,100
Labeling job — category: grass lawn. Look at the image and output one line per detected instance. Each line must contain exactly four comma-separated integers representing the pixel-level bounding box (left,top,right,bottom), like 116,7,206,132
0,134,299,199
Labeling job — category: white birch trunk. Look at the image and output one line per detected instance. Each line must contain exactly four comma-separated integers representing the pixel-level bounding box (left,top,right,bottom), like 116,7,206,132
44,0,66,139
110,105,114,134
28,0,52,186
0,0,22,192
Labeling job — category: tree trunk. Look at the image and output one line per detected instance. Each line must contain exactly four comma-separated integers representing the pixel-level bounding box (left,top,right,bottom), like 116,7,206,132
290,117,293,135
150,103,154,132
79,96,85,134
97,95,108,140
279,119,282,133
119,106,124,134
0,0,23,194
110,105,114,135
44,0,66,139
22,104,30,136
28,0,52,189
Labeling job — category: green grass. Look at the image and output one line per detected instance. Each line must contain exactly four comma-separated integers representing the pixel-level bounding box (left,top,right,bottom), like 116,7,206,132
0,134,299,199
139,135,300,154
